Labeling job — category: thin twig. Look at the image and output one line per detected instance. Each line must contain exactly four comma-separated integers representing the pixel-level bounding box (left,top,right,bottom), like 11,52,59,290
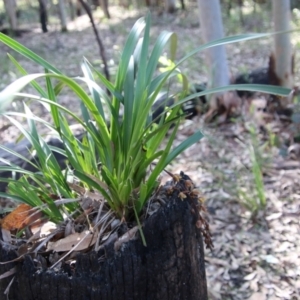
78,0,110,83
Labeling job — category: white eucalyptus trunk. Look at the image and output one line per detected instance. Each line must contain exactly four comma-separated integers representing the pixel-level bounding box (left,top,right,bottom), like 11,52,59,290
197,0,230,89
272,0,293,88
3,0,18,30
58,0,68,32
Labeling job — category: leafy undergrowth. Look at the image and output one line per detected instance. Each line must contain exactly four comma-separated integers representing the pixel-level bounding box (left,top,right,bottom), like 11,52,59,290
0,5,299,300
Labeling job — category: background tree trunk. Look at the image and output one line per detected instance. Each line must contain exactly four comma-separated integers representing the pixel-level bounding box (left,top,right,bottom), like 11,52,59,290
38,0,48,33
68,0,76,20
272,0,293,89
99,0,110,19
237,0,244,26
0,195,208,300
58,0,68,32
3,0,18,32
76,0,83,16
197,0,230,111
197,0,230,88
165,0,176,13
179,0,185,10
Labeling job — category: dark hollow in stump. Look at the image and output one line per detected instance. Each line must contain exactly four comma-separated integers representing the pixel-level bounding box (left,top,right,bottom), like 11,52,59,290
0,195,208,300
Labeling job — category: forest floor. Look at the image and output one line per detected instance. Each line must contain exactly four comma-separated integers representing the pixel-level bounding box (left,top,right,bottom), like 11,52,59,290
0,4,300,300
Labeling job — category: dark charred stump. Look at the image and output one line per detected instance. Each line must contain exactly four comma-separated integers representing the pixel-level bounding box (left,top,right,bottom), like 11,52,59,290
0,195,208,300
233,54,287,98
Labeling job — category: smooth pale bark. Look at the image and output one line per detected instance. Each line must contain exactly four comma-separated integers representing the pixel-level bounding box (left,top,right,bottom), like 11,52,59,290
68,0,76,20
272,0,293,88
3,0,18,31
197,0,230,89
58,0,68,32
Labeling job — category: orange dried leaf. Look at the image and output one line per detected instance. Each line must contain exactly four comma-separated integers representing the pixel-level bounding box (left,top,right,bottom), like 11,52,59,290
0,204,42,231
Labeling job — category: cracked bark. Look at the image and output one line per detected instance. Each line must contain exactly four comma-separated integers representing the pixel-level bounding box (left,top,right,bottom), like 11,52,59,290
0,196,208,300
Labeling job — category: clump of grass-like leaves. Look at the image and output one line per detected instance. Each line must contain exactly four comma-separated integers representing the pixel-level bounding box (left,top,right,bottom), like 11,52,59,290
0,15,203,226
238,125,268,215
0,14,291,231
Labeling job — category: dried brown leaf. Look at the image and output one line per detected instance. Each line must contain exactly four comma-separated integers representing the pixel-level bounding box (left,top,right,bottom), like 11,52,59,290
114,226,138,251
0,204,43,231
248,292,266,300
47,230,97,252
0,267,16,280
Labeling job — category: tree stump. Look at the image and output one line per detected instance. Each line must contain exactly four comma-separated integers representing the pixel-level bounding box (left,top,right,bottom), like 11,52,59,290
0,195,208,300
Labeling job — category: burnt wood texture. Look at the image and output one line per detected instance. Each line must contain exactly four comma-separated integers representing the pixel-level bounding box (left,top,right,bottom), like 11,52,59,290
0,196,208,300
